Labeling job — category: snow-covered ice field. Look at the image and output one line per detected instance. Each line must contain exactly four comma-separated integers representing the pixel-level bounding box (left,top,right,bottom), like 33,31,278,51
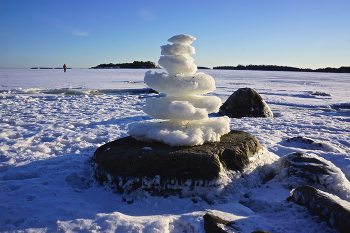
0,68,349,232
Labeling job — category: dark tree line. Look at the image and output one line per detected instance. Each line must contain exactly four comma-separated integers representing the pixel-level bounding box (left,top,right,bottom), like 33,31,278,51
92,61,159,69
213,64,350,73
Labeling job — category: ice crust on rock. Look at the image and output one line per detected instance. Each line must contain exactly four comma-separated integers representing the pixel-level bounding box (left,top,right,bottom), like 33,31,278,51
128,118,230,146
95,147,278,199
128,34,230,146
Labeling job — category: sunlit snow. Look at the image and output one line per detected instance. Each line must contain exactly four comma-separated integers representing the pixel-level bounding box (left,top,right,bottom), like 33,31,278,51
0,68,349,232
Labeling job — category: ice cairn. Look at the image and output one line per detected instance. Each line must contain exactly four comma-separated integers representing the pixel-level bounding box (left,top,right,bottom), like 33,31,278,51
128,34,230,146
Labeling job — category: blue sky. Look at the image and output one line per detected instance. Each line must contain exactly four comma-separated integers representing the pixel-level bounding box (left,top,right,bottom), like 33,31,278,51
0,0,349,69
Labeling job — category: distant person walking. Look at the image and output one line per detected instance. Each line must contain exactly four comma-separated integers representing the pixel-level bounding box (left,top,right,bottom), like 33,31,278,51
63,64,67,72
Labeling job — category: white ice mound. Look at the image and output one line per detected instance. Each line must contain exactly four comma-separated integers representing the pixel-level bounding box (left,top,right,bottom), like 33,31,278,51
143,95,222,120
144,71,215,96
167,34,196,44
161,44,195,56
128,117,231,146
128,34,230,146
158,34,197,76
158,54,197,76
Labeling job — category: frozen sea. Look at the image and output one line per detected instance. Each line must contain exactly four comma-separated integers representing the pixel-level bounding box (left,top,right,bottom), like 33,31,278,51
0,68,349,232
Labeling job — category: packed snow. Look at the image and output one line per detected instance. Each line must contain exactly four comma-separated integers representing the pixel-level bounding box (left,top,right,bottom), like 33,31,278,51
0,68,350,232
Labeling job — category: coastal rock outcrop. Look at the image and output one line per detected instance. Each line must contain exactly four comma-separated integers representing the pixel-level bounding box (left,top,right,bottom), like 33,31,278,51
219,88,273,118
288,186,350,233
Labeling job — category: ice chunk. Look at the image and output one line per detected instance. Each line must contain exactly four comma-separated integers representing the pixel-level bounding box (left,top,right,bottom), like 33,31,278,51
167,34,196,44
158,54,197,76
143,95,222,120
161,44,195,56
144,71,216,96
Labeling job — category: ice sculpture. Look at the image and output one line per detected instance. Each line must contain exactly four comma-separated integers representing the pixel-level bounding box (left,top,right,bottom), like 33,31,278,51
128,34,230,146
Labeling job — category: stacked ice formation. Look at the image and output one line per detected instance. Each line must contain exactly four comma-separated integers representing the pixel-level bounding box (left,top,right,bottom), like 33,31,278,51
128,34,230,146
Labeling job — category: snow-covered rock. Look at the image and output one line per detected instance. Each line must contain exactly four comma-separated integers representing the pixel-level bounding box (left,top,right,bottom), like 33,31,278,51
219,88,273,118
282,136,340,152
277,152,350,201
93,130,278,199
288,186,350,233
203,214,242,232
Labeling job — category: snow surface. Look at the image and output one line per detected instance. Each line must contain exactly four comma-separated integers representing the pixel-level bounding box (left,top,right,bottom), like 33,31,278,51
0,68,350,232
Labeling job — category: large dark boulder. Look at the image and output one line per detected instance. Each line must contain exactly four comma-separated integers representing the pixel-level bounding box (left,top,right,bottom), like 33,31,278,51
219,88,273,118
288,186,350,233
92,130,265,195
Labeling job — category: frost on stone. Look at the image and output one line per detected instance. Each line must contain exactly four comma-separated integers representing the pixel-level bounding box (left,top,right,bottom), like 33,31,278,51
95,147,278,200
129,118,230,147
128,34,230,146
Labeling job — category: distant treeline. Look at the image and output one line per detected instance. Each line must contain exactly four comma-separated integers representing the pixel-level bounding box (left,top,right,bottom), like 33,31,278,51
213,65,350,73
91,61,159,69
31,67,71,69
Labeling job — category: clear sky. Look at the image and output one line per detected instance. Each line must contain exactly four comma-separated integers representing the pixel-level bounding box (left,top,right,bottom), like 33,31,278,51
0,0,349,69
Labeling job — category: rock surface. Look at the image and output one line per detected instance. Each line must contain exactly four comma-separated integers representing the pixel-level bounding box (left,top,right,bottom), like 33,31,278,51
203,214,240,233
203,214,270,233
219,88,273,118
288,186,350,233
92,130,264,195
282,136,338,152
